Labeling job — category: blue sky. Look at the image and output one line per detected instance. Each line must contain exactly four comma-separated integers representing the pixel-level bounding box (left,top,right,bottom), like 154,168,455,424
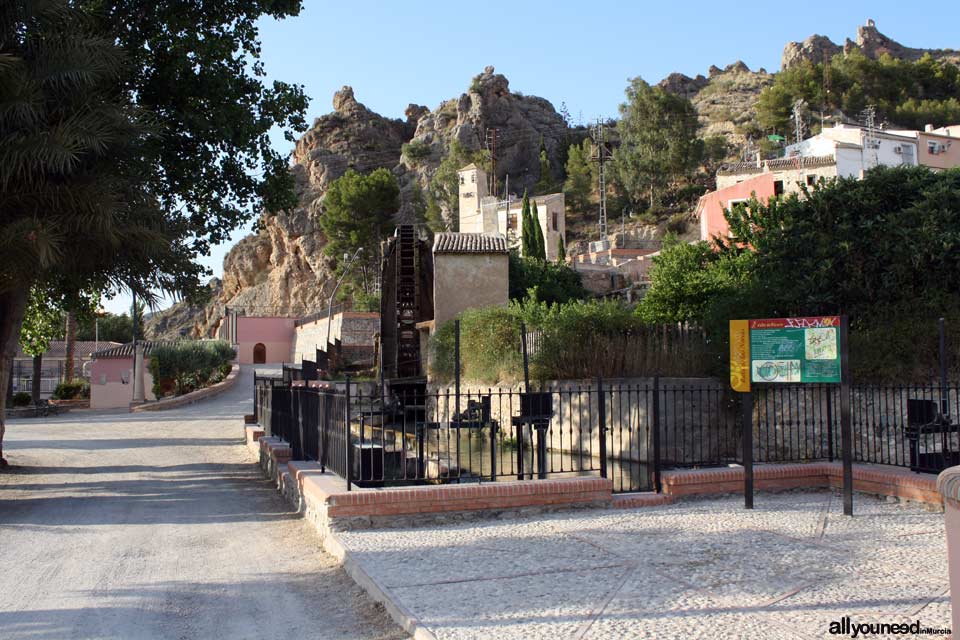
107,0,959,315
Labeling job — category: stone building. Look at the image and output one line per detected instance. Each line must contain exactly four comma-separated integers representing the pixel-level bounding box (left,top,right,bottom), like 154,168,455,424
457,164,566,261
431,232,509,328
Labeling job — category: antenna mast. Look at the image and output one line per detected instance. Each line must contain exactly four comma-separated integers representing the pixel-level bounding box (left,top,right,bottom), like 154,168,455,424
485,128,498,198
590,119,613,239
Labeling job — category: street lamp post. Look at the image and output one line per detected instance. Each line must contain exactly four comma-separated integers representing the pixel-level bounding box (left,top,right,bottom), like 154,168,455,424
325,248,364,356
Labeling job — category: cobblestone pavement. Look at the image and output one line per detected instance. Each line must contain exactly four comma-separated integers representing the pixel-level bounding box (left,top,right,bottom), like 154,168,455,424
0,366,404,640
339,492,950,639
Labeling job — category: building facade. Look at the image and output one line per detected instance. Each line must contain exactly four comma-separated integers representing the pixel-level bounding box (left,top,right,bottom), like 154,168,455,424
457,164,566,261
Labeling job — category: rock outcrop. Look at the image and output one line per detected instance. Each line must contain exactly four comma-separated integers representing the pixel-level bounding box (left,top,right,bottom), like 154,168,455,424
781,34,842,70
782,19,960,70
658,61,774,147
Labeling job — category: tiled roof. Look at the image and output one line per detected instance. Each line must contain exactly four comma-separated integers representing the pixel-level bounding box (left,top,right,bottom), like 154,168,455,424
90,341,178,359
15,341,121,359
717,155,836,176
433,232,509,254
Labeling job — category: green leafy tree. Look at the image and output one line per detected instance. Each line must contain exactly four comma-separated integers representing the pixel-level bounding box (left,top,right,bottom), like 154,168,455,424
0,0,307,464
556,235,566,263
533,137,556,195
319,168,400,295
508,253,586,305
637,236,753,325
18,286,63,405
614,78,704,210
76,312,142,343
563,139,593,215
531,200,546,261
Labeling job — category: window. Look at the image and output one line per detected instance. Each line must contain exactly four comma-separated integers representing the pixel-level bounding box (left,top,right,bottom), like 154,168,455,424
551,211,558,231
459,175,465,185
508,213,517,230
929,141,941,155
806,175,816,186
774,180,784,196
470,173,475,183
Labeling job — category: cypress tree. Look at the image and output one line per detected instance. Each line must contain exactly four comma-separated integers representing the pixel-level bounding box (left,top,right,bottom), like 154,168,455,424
557,235,566,263
520,189,534,257
531,200,546,261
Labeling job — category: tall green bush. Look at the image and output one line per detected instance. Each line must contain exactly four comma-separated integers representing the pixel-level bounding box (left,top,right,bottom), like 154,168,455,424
149,341,236,396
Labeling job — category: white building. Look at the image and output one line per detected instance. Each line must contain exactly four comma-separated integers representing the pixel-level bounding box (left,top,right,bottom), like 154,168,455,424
457,164,566,261
782,123,919,176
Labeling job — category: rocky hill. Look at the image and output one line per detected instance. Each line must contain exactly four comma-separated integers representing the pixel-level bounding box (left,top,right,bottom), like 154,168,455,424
146,21,957,339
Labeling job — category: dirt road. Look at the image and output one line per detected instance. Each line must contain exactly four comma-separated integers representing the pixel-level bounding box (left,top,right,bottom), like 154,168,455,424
0,367,404,640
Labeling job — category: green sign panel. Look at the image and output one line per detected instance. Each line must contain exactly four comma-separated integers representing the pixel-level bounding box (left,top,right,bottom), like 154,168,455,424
748,317,841,384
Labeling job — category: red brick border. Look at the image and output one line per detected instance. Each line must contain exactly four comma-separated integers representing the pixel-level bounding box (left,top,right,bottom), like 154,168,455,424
662,462,941,506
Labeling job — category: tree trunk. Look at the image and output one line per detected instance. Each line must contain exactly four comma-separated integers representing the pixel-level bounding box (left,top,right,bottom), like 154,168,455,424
31,354,42,406
64,312,76,383
0,287,30,466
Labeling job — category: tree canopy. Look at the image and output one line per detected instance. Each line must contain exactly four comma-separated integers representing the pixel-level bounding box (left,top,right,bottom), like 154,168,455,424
639,166,960,381
319,168,400,295
0,0,307,459
614,78,704,210
757,51,960,133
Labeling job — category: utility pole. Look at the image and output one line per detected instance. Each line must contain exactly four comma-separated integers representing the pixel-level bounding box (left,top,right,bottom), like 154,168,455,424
792,99,807,145
485,128,498,198
860,105,878,169
590,119,613,240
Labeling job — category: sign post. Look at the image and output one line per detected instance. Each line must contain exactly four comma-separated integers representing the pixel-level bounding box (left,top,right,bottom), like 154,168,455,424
730,316,850,514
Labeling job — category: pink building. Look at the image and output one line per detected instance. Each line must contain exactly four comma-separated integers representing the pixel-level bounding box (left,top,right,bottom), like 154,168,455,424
233,317,296,364
695,173,775,242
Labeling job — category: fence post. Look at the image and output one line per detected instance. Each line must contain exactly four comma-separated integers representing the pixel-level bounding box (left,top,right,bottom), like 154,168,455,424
742,391,753,509
455,320,461,476
598,376,607,480
840,316,853,516
652,376,662,493
345,375,352,491
320,392,327,473
826,389,834,462
940,317,948,417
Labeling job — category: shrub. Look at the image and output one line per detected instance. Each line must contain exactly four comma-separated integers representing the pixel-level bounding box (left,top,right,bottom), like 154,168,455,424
430,306,522,384
665,212,688,234
508,252,587,305
149,340,236,396
429,298,712,384
401,140,431,163
53,381,89,400
12,392,31,407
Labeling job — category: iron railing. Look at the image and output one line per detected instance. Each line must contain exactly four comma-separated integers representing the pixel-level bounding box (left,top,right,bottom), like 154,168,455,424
252,375,959,492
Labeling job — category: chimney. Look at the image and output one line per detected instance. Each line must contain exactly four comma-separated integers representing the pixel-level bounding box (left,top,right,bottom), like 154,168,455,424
925,124,935,133
755,151,762,169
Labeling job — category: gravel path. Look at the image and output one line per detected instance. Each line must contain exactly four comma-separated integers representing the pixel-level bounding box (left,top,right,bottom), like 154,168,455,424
339,491,950,639
0,366,405,640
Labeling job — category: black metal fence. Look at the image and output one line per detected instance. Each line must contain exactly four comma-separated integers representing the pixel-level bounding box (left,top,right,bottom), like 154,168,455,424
252,374,959,492
751,383,960,475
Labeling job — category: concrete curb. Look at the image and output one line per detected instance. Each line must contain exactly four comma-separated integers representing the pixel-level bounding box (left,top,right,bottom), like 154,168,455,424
131,364,240,412
321,532,438,640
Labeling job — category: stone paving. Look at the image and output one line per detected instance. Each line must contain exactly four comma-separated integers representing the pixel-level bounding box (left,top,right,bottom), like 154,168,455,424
338,491,950,639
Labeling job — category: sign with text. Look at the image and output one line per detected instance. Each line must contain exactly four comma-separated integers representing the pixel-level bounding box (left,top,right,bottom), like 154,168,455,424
730,316,842,389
